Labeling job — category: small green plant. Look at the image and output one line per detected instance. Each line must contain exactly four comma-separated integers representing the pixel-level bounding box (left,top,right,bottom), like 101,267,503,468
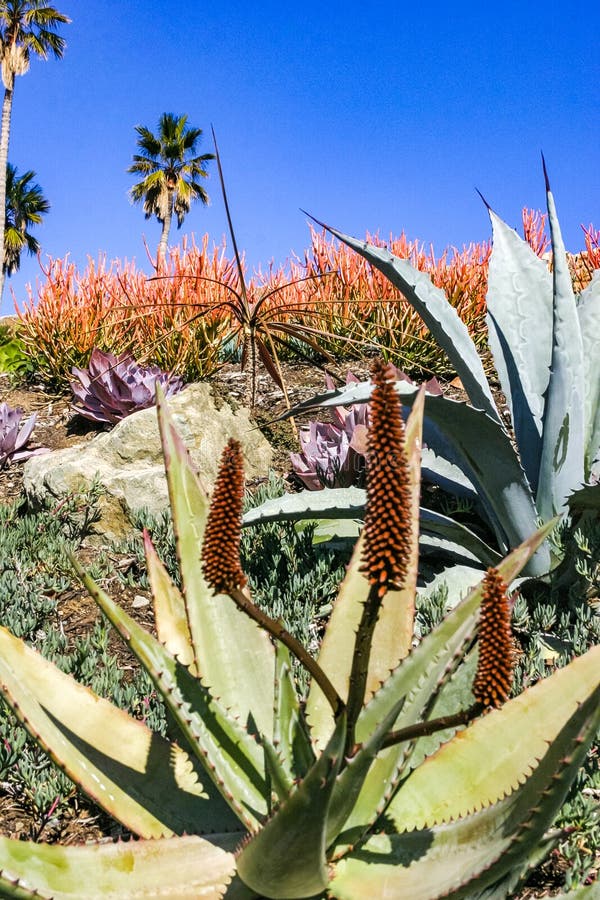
0,324,33,376
0,367,597,898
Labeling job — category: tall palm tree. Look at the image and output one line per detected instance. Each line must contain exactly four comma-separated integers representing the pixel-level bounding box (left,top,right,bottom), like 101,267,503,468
4,161,48,275
0,1,69,295
128,113,215,268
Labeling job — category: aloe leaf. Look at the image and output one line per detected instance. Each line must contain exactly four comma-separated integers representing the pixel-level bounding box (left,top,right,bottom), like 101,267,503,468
0,833,245,900
316,222,500,422
331,651,600,899
156,387,275,739
73,564,269,831
273,642,315,784
537,178,586,520
485,209,553,491
0,626,238,838
577,270,600,475
329,523,553,854
144,530,194,668
389,644,600,828
306,393,423,750
236,713,346,899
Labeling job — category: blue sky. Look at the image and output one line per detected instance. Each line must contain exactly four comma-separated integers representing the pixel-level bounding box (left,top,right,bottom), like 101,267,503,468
3,0,599,315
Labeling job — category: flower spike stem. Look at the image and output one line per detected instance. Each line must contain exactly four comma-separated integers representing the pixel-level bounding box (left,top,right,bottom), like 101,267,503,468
230,587,345,717
378,704,482,752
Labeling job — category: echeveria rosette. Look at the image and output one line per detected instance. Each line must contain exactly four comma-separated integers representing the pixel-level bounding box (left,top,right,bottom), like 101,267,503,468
0,402,48,468
70,348,184,424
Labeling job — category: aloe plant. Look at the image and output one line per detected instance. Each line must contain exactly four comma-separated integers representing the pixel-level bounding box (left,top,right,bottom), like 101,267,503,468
0,363,597,898
277,167,598,578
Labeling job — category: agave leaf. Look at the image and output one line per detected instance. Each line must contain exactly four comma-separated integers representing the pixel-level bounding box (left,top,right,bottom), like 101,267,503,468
419,508,502,567
313,220,500,423
306,392,424,750
144,530,195,668
236,713,346,899
156,386,275,739
331,653,600,899
0,626,238,838
73,564,269,831
537,177,586,520
485,209,554,491
0,833,244,900
292,380,549,574
577,270,600,475
242,485,367,526
420,446,478,502
329,523,554,855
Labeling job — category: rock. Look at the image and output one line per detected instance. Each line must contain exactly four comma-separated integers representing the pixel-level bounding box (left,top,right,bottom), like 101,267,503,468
23,383,273,541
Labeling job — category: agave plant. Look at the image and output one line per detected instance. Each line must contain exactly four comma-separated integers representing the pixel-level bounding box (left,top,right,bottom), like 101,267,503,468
70,347,184,424
0,363,597,898
0,401,47,468
270,166,599,578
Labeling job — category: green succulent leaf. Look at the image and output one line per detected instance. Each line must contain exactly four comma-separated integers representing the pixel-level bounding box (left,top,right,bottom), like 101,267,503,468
236,713,346,899
328,522,554,855
156,386,275,739
73,563,269,831
0,834,244,900
0,626,238,838
272,642,315,784
315,221,500,423
144,529,195,667
536,180,586,520
331,648,600,899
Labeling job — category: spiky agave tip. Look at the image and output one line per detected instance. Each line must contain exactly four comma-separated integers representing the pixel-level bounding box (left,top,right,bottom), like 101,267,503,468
201,438,248,595
473,567,514,709
360,358,412,598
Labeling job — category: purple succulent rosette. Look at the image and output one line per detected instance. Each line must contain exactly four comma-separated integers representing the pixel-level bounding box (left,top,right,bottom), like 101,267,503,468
0,403,48,468
70,348,185,424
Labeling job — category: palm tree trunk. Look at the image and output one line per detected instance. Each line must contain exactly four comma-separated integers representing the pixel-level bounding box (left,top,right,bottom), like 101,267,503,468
156,191,173,270
0,75,15,300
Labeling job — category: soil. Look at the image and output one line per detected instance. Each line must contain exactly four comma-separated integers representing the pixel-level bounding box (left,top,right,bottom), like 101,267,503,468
0,361,592,896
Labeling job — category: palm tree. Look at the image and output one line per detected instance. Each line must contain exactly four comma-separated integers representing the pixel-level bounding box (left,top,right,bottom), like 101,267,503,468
4,161,48,275
128,113,215,268
0,1,69,295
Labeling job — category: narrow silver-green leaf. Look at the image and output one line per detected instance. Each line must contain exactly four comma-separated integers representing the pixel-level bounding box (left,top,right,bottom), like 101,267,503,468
236,714,346,899
537,183,585,519
319,223,501,422
577,270,600,476
486,209,553,491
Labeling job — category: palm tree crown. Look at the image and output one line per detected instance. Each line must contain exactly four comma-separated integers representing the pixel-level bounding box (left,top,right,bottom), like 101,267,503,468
128,112,215,267
4,161,49,275
0,1,69,295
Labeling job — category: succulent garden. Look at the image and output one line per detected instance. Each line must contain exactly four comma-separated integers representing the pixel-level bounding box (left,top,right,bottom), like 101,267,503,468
0,4,599,900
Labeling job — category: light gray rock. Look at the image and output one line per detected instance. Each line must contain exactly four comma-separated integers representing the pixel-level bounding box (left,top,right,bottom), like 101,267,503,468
23,383,273,541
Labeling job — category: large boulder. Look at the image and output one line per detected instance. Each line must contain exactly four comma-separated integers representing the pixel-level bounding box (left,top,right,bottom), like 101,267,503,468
23,383,273,541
